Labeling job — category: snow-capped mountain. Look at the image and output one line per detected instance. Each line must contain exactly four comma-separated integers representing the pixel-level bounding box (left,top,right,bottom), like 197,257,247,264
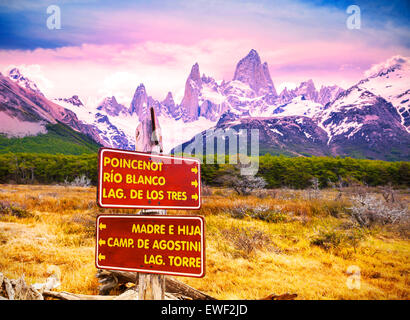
52,79,216,152
55,95,84,107
276,80,344,106
173,51,410,160
53,93,136,150
232,49,277,96
316,85,409,159
2,50,409,160
96,96,128,117
355,56,410,131
7,68,44,97
173,50,343,122
0,72,104,144
273,96,324,118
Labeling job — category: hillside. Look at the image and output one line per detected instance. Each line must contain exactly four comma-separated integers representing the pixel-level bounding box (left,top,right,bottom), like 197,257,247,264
0,122,101,155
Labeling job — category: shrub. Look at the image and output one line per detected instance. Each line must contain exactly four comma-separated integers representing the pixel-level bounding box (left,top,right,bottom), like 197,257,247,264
228,204,286,222
222,226,272,257
323,200,350,218
247,205,286,223
348,194,408,227
64,175,92,187
0,201,32,218
310,226,367,251
215,166,267,195
310,228,345,250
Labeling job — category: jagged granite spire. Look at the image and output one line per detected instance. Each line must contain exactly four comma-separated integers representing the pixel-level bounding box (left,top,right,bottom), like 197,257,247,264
233,49,277,96
180,63,202,121
130,83,149,119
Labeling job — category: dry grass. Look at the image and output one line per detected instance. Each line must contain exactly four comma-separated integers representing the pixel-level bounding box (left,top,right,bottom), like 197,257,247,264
0,184,409,299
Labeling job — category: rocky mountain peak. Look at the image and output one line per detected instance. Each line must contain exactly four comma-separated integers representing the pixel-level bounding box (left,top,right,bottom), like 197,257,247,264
233,49,277,96
130,83,149,118
97,96,127,117
162,91,175,107
246,49,261,61
7,67,44,96
318,85,344,106
289,79,318,102
189,63,201,83
68,95,83,106
55,95,84,107
364,55,409,79
180,63,203,121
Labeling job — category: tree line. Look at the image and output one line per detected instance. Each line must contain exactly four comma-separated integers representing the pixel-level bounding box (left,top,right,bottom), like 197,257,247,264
199,154,410,189
0,153,97,185
0,152,408,188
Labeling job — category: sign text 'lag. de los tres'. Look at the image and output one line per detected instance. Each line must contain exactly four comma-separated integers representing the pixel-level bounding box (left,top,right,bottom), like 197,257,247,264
97,148,201,209
95,215,205,277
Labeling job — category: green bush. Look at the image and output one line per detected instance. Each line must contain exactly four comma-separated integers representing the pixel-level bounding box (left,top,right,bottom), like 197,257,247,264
0,201,32,218
229,204,287,223
310,226,367,251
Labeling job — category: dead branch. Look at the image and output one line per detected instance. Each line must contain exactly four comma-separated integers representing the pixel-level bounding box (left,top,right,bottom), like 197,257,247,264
0,273,43,300
96,269,217,300
260,293,298,300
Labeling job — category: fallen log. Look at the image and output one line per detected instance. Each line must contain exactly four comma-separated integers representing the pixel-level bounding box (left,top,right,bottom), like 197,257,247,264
43,289,182,300
166,277,216,300
96,270,217,300
260,293,298,300
43,290,114,300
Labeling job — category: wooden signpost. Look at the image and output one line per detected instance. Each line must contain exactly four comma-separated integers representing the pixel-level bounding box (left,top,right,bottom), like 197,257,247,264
95,106,203,300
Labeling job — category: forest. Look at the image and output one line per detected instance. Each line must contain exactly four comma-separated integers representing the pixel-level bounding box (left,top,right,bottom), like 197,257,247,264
0,152,408,188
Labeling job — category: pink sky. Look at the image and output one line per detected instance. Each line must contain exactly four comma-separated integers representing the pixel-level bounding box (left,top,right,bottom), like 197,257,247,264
0,1,409,107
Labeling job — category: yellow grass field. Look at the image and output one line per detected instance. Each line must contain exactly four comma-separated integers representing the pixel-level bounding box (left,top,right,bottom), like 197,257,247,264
0,184,409,299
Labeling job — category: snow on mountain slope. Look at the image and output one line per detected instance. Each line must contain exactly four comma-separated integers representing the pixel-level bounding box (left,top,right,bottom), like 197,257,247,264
316,83,409,161
317,86,383,144
358,55,410,131
0,72,105,145
7,68,44,96
54,95,135,149
53,96,95,125
53,89,217,153
270,96,324,118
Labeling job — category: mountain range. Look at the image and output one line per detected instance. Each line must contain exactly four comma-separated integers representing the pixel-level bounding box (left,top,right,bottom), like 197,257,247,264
0,50,409,160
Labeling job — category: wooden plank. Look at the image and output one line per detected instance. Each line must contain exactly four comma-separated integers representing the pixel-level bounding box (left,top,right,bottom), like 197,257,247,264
136,106,165,300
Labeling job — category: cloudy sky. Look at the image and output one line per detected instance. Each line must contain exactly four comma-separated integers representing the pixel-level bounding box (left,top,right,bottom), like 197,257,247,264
0,0,409,106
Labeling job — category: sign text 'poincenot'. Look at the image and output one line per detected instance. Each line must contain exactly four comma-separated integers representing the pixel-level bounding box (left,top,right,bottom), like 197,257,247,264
97,148,201,209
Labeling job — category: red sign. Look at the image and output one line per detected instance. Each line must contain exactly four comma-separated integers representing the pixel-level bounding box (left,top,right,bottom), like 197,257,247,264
97,148,201,209
95,214,205,277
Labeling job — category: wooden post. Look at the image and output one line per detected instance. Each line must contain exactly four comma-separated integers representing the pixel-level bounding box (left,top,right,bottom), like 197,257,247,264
135,106,165,300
